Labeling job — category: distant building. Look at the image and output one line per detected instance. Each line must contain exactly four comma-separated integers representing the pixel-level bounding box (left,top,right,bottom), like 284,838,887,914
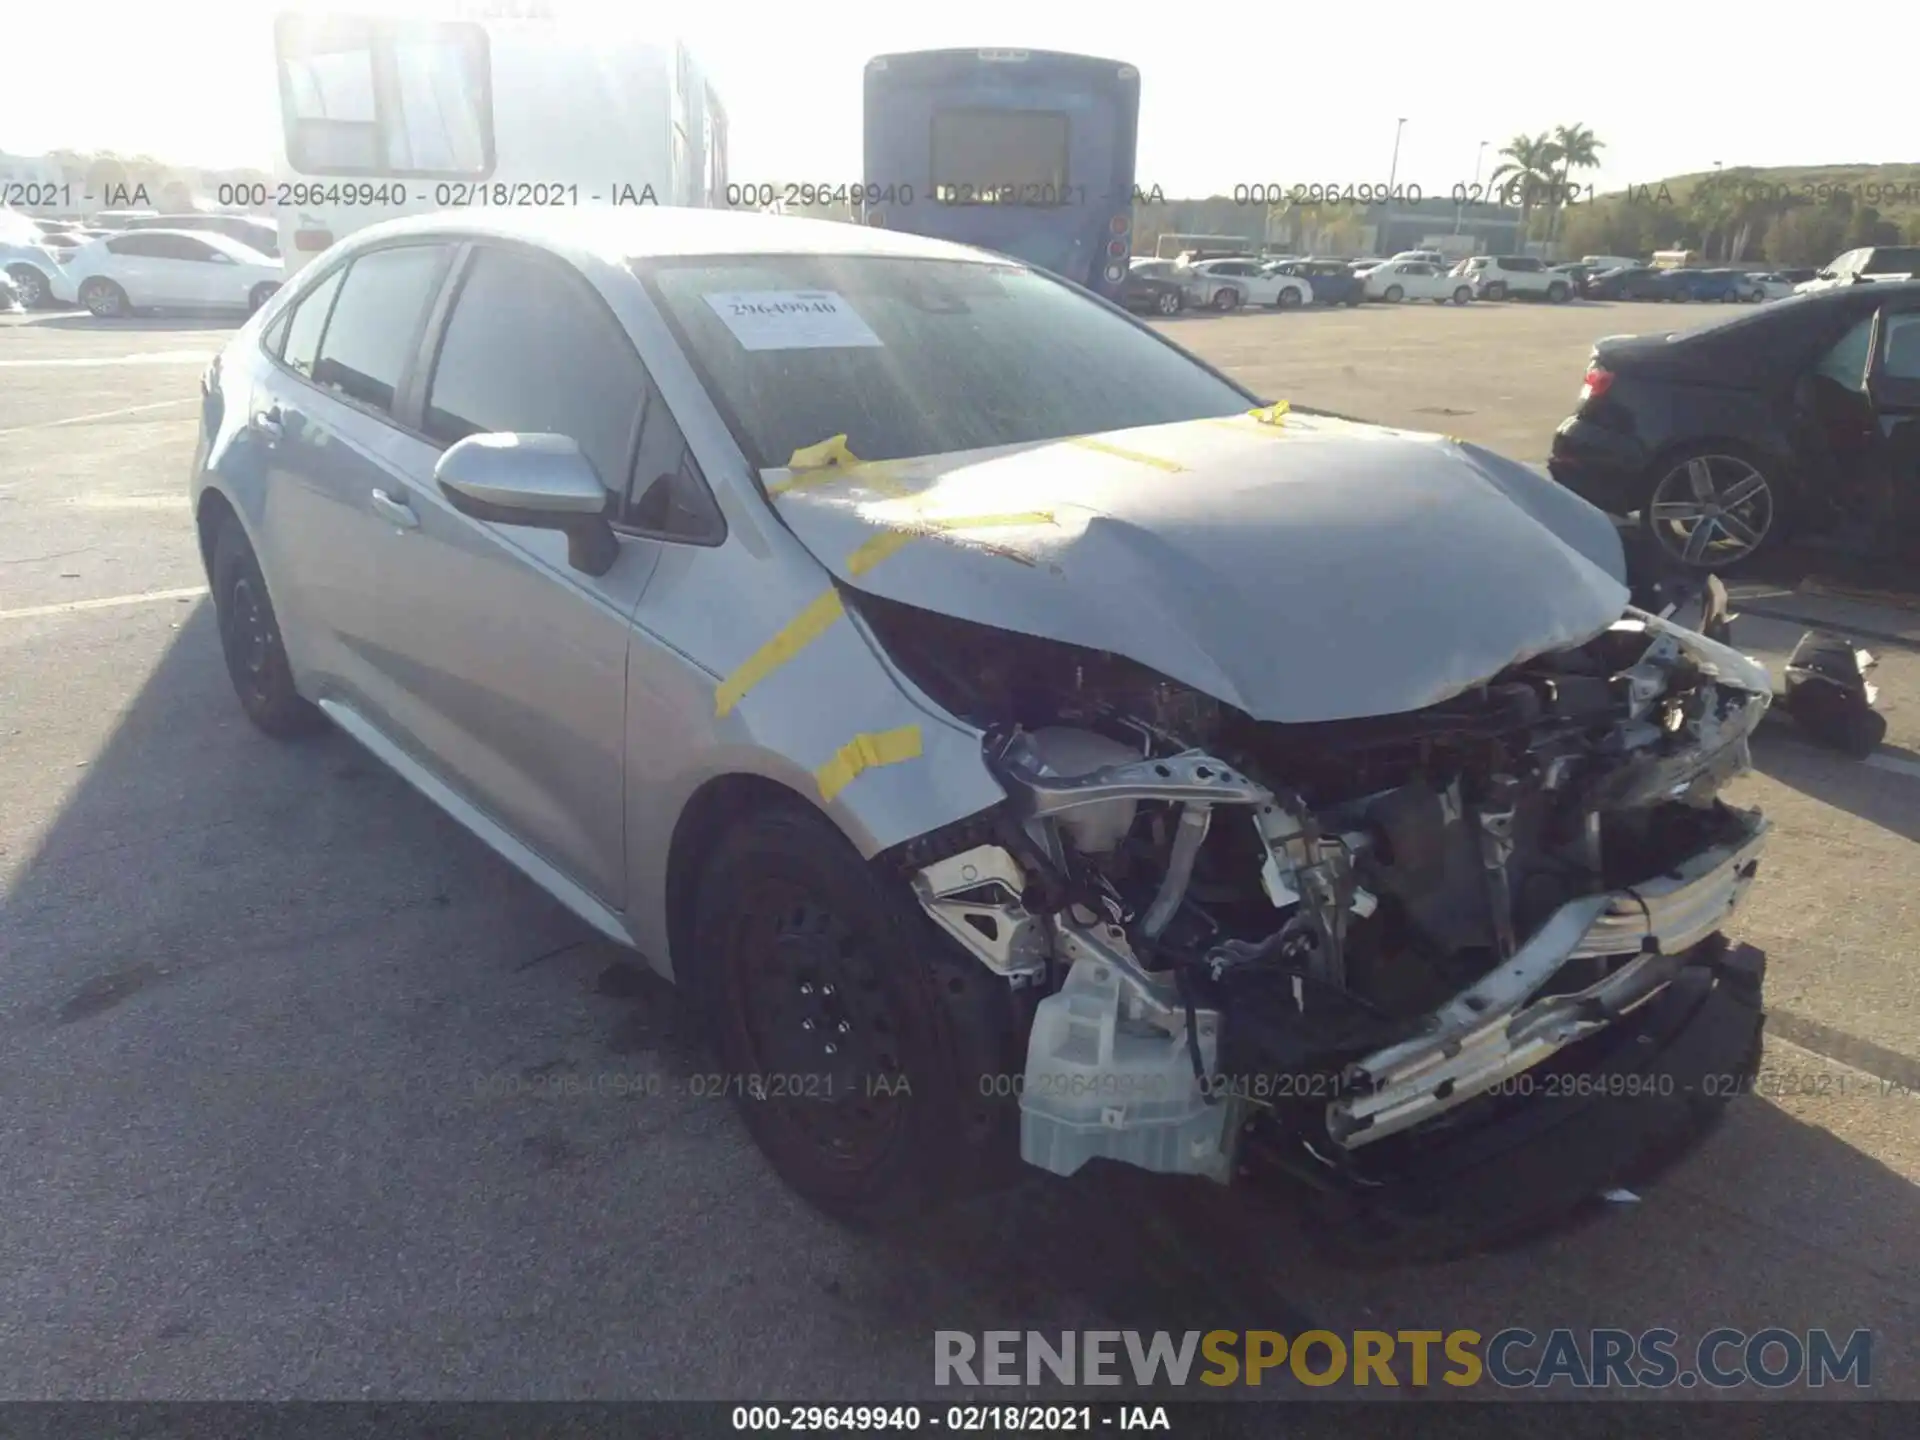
1366,196,1524,256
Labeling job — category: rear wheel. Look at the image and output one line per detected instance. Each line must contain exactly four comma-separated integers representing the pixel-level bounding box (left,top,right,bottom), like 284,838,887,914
1640,445,1782,570
1547,281,1570,303
1383,284,1404,303
1211,286,1241,312
1154,286,1182,315
79,277,127,318
1275,286,1304,309
5,263,49,309
689,805,1024,1225
1452,285,1473,305
1484,281,1508,301
211,517,327,738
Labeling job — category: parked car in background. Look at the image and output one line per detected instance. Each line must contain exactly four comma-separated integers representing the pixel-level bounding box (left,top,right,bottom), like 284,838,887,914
1549,262,1596,296
193,206,1777,1254
1665,269,1745,304
50,229,283,317
1387,249,1447,267
1585,265,1675,301
1363,259,1473,304
1268,258,1364,307
1581,254,1642,274
1347,257,1386,272
1743,273,1798,303
1462,255,1571,302
1796,246,1920,294
0,224,66,309
1121,258,1188,316
1772,268,1817,286
120,212,282,258
1549,282,1920,568
1187,256,1310,310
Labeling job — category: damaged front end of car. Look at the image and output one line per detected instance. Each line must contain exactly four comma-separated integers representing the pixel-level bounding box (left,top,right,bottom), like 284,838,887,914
866,591,1772,1252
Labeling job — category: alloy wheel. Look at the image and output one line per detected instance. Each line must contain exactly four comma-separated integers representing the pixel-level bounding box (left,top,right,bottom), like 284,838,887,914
1648,454,1774,567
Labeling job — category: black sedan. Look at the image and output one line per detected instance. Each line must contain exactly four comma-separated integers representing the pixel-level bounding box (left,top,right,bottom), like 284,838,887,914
1120,258,1188,316
1585,265,1676,301
1267,258,1365,307
1548,282,1920,568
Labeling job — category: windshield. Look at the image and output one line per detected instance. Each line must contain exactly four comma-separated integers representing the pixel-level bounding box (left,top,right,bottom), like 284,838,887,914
642,255,1252,468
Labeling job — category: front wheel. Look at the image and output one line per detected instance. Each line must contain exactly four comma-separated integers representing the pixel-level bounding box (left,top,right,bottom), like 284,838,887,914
1547,282,1570,303
78,277,127,318
1452,285,1473,305
1154,286,1183,316
1641,446,1783,571
1484,281,1508,301
1383,284,1404,303
689,805,1024,1225
1275,286,1303,309
1211,286,1241,312
211,517,328,738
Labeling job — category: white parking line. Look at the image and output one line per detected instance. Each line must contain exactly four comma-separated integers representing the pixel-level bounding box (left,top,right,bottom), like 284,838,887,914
0,585,207,624
0,397,197,438
0,350,215,368
1864,752,1920,783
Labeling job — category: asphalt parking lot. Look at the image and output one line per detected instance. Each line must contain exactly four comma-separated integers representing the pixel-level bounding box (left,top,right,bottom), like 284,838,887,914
2,299,1917,1401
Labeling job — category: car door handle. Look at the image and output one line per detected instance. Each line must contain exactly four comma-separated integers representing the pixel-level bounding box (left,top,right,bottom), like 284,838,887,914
250,406,284,442
369,488,419,531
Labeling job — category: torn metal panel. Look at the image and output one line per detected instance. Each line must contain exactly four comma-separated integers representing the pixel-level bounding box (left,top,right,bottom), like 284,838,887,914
767,413,1632,724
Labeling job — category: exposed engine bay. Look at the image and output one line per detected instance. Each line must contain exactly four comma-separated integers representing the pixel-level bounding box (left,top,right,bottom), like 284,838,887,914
862,589,1773,1190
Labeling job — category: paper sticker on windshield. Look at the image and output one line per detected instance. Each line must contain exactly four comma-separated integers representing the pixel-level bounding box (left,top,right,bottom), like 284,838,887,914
704,291,884,351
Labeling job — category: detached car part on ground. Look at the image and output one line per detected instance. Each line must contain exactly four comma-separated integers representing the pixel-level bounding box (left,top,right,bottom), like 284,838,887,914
196,213,1775,1267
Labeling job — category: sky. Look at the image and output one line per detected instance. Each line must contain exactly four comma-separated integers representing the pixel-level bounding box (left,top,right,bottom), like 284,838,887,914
5,1,1919,195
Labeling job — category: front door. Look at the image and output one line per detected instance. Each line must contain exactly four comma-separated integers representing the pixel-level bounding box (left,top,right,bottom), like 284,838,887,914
366,242,664,907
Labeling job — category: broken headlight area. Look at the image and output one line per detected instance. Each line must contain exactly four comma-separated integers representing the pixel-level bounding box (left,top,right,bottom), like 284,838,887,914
861,592,1771,1199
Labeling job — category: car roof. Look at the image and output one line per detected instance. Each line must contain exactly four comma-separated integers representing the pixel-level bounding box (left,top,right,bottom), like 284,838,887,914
337,206,996,268
109,226,266,257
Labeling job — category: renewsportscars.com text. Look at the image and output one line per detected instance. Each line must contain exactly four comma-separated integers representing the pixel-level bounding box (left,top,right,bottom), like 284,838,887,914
934,1328,1872,1390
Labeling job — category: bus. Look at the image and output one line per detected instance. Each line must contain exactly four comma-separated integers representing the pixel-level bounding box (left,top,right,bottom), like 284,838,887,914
269,7,728,273
1650,249,1702,270
862,48,1140,302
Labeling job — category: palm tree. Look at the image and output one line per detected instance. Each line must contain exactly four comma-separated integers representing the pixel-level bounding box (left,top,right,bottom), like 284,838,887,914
1544,123,1604,243
1488,133,1561,249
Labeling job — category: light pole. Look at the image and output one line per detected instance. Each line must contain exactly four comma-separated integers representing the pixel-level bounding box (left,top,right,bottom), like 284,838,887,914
1455,138,1487,236
1387,117,1408,193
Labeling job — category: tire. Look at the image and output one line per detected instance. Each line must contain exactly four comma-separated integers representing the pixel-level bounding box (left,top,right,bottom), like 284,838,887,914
689,805,1025,1225
6,263,50,309
1670,289,1691,303
248,282,280,314
1211,286,1241,312
1275,286,1303,309
1484,281,1508,301
1452,285,1473,305
79,277,128,318
211,516,327,738
1638,443,1784,572
1154,286,1182,316
1547,282,1570,303
1383,284,1404,303
1347,294,1364,307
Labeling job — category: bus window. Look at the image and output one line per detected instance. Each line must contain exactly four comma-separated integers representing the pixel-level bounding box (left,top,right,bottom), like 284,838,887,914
931,110,1069,201
277,15,492,178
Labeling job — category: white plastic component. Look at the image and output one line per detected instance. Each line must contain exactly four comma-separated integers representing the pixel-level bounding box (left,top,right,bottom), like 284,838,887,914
1018,957,1235,1181
1023,727,1141,854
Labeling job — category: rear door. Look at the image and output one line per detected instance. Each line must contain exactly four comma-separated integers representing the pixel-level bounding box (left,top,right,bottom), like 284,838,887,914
100,234,159,303
252,242,455,717
369,241,672,906
154,233,238,306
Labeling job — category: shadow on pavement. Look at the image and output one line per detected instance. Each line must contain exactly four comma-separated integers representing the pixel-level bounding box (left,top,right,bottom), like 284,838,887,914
4,602,1917,1397
17,312,244,332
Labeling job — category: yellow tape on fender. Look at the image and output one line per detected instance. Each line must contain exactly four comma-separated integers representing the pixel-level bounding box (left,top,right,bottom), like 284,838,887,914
815,725,924,802
713,589,846,717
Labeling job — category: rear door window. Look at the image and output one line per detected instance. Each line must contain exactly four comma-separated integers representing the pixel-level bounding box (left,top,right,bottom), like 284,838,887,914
277,266,347,378
312,245,449,415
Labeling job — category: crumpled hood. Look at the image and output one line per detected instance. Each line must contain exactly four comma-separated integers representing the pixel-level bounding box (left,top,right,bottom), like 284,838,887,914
764,411,1631,724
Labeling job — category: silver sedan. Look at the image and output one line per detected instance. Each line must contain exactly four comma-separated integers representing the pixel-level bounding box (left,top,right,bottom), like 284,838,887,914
193,208,1775,1258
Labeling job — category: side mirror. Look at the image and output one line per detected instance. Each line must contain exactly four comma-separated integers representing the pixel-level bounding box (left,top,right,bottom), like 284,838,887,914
435,432,618,575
